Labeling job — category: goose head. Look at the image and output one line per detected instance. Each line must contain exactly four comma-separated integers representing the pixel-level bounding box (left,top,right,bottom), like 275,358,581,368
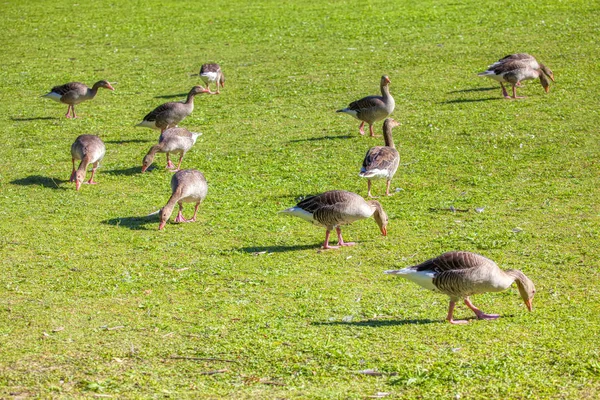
380,75,391,86
383,118,400,130
74,170,87,191
158,207,171,230
539,64,555,82
220,74,226,88
141,153,154,173
368,200,388,236
189,85,210,96
93,80,115,91
508,269,536,311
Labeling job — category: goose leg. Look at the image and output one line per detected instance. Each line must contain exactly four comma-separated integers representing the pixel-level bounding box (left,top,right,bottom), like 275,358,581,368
174,202,186,223
65,105,73,118
464,297,500,320
175,153,184,171
336,227,355,247
187,202,200,222
447,301,469,325
512,85,525,99
369,124,376,137
71,105,78,119
358,121,366,136
86,162,99,185
322,229,339,249
500,83,511,99
367,180,377,198
166,154,176,170
385,180,392,196
70,158,76,181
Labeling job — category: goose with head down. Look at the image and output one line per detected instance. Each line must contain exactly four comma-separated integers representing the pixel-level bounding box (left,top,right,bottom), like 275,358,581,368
359,118,401,197
199,63,225,94
337,75,395,137
70,134,106,191
280,190,388,249
385,251,535,324
478,54,554,99
43,80,114,118
159,169,208,230
142,127,202,172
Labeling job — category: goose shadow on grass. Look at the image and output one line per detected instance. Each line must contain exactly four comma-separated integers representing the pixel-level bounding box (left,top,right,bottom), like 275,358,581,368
153,93,188,99
239,244,324,254
447,87,497,94
105,166,142,176
103,139,153,145
10,116,59,121
288,134,353,143
440,97,501,104
102,214,158,230
11,175,69,189
312,318,439,327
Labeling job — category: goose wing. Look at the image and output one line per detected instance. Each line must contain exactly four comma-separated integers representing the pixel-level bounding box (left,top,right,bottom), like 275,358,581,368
143,102,177,122
347,95,385,111
362,146,399,173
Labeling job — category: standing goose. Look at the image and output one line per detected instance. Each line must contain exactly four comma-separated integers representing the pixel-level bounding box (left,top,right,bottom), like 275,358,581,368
136,86,209,133
359,118,401,197
70,135,106,191
159,169,208,230
142,127,202,172
385,251,535,325
199,63,225,94
43,80,114,118
280,190,388,249
337,75,395,137
478,54,554,99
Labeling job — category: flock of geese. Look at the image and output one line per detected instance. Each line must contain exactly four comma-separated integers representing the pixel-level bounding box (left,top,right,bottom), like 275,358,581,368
40,54,550,324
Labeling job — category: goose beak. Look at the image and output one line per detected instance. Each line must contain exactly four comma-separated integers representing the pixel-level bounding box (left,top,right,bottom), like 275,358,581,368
524,299,533,312
76,181,81,191
141,165,148,173
544,86,550,93
158,221,166,230
549,73,555,82
381,226,388,236
107,83,115,91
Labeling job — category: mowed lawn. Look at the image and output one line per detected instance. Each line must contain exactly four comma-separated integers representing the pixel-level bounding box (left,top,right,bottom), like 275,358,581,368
1,0,599,398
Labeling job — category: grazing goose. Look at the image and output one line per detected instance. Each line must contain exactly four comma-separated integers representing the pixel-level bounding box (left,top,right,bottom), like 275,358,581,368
137,86,209,133
478,54,554,99
199,63,225,94
385,251,535,325
337,75,395,137
280,190,388,249
70,135,106,191
359,118,401,197
142,127,202,172
159,169,208,230
43,80,114,118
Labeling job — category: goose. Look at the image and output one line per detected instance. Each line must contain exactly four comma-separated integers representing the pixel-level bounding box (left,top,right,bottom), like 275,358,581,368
159,169,208,230
136,86,209,133
280,190,388,249
359,118,401,197
385,251,535,325
337,75,395,137
199,63,225,94
43,80,114,118
478,54,554,99
70,135,106,191
142,127,202,172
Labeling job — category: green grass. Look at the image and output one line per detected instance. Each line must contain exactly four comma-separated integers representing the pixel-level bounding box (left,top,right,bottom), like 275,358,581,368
1,0,599,398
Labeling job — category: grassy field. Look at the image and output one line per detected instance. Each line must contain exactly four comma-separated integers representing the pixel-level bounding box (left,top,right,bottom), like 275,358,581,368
1,0,599,398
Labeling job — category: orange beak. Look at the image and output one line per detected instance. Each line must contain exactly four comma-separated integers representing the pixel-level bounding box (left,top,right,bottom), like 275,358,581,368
381,227,387,236
141,165,148,173
549,73,555,83
525,299,533,312
76,181,81,191
158,221,166,230
544,86,550,93
107,83,115,91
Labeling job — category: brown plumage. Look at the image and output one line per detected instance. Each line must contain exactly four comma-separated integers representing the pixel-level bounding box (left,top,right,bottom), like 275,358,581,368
359,118,401,197
142,128,202,172
159,169,208,230
479,54,554,99
280,190,388,249
70,135,106,191
385,251,536,324
137,86,209,133
43,80,114,118
337,75,395,137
